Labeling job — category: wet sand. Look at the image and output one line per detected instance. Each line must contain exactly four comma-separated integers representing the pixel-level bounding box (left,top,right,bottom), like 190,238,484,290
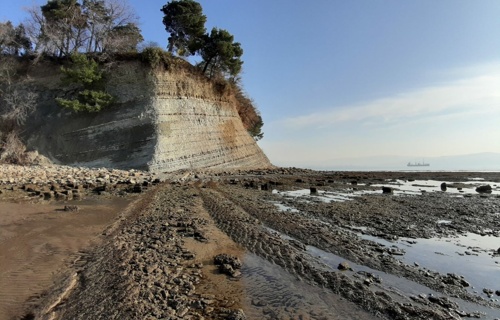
0,197,131,320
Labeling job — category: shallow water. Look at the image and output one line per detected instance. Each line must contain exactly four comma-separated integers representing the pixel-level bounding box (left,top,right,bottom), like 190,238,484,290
274,178,500,202
372,179,500,196
272,188,500,302
263,227,500,319
358,232,500,303
273,188,377,203
240,253,378,320
268,181,500,317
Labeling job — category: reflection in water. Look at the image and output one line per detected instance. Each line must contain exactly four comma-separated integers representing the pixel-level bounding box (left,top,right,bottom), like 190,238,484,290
262,227,500,319
371,179,500,196
359,232,500,301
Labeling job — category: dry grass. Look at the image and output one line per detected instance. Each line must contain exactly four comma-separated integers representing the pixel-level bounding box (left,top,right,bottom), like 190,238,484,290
0,131,27,164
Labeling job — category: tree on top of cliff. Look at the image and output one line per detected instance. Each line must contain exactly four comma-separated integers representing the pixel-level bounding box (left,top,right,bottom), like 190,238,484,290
199,28,243,79
0,21,32,56
25,0,142,57
82,0,143,53
39,0,87,57
161,1,243,79
161,0,206,56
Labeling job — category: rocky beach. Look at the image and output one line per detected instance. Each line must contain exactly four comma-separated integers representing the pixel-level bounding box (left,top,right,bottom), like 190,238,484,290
1,165,499,320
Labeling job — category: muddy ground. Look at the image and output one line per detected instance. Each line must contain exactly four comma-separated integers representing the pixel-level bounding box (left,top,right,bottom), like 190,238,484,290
1,168,500,319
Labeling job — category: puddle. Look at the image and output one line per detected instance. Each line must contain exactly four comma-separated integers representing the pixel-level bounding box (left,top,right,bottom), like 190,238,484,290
357,232,500,303
437,220,452,224
271,202,299,213
273,179,499,206
307,243,500,318
372,179,500,196
263,227,500,319
273,189,378,203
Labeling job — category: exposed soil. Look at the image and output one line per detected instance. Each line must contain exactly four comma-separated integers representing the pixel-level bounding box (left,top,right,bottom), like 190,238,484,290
2,168,500,319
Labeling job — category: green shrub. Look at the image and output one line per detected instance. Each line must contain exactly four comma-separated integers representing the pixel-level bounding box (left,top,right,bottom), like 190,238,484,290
56,90,114,113
60,53,102,86
56,53,115,113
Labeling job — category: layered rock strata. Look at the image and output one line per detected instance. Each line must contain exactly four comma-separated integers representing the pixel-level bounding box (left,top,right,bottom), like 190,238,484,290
20,60,271,172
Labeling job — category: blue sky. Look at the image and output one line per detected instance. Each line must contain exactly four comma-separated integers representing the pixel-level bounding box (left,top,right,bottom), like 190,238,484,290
2,0,500,168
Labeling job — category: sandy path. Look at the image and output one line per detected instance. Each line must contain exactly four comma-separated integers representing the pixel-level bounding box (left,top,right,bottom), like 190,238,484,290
0,198,130,320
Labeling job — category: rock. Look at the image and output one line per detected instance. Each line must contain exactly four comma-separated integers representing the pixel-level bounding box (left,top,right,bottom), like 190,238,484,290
440,182,447,191
94,185,106,193
225,309,246,320
388,247,405,256
214,254,242,270
476,185,492,193
483,288,494,295
289,239,306,250
132,184,143,193
23,184,39,193
382,186,393,194
55,192,67,201
218,264,241,278
43,191,54,200
427,295,458,309
63,205,79,212
338,261,351,271
310,187,318,194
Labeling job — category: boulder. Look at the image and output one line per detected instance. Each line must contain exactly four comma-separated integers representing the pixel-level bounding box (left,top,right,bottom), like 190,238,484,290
483,288,494,296
382,186,393,194
214,254,242,277
476,185,492,193
214,253,242,270
43,191,54,200
440,183,447,191
338,261,352,271
63,205,79,212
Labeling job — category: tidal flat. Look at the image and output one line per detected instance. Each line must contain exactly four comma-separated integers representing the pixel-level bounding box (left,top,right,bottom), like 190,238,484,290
1,167,499,319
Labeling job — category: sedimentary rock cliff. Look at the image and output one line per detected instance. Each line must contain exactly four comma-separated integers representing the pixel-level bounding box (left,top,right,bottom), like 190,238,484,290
19,60,271,172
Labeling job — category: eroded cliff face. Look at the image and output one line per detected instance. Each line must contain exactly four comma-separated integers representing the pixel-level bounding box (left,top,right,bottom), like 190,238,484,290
20,60,271,172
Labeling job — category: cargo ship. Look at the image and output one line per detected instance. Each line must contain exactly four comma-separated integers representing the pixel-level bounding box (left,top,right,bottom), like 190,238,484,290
407,161,430,167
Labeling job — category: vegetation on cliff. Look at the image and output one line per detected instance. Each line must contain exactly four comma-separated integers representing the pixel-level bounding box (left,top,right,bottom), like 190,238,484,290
56,53,115,112
0,0,264,163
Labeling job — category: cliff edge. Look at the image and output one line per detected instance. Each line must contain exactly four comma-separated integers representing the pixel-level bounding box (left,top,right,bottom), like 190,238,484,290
19,60,271,172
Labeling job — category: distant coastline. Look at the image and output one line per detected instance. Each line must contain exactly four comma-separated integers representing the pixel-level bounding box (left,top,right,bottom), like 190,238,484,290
275,152,500,172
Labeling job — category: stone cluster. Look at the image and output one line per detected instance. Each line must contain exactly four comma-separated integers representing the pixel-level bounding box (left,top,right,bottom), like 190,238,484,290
0,164,159,200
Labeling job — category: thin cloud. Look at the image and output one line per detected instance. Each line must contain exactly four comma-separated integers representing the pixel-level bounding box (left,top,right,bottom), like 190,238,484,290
280,63,500,129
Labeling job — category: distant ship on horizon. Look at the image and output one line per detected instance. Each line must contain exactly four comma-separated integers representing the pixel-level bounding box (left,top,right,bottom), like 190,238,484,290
407,161,430,167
